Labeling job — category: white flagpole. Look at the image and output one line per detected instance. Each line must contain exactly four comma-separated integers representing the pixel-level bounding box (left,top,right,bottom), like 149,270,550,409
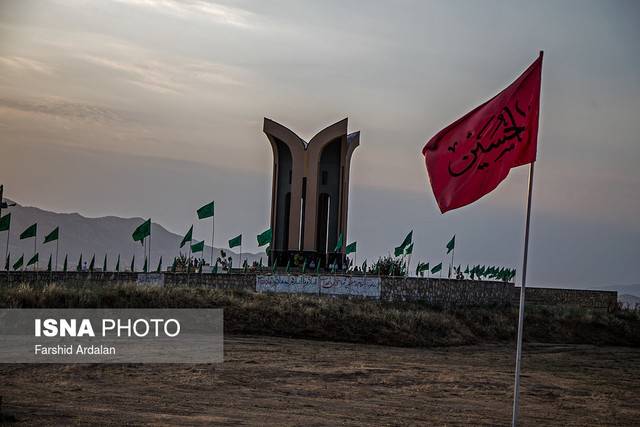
210,215,216,267
512,162,535,426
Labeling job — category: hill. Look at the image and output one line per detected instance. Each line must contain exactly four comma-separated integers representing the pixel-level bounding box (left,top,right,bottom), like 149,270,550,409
0,201,263,270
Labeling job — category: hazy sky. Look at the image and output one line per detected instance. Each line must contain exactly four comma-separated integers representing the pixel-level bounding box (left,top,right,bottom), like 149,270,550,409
1,0,639,287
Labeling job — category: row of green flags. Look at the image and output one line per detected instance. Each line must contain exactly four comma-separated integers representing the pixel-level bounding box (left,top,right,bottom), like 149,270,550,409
2,202,512,279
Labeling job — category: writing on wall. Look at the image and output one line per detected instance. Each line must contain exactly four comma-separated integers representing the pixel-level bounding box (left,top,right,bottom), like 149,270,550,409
257,275,381,298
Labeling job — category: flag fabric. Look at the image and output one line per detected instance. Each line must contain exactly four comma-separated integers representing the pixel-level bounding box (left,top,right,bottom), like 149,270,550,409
334,232,344,252
316,260,321,274
404,243,414,256
102,254,107,272
156,256,162,273
256,228,272,247
180,225,193,248
416,262,430,276
0,213,10,232
47,254,52,271
446,235,455,254
63,255,68,272
431,263,442,274
301,258,307,273
76,254,83,271
130,256,135,272
132,219,151,244
115,255,120,272
27,253,38,267
44,227,59,244
20,223,37,239
394,231,413,257
285,259,290,273
422,53,543,213
191,240,204,253
89,255,95,271
272,258,278,273
143,257,148,273
197,201,215,219
345,242,357,255
13,255,23,270
228,234,242,248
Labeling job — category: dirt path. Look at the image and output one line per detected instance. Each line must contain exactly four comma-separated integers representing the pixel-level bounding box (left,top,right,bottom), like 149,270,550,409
1,337,639,426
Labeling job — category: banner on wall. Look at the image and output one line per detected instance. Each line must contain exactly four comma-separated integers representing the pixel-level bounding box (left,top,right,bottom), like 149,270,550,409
256,275,380,298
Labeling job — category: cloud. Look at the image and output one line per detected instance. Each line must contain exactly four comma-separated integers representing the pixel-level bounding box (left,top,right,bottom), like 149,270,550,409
77,53,246,95
109,0,260,29
0,55,53,75
0,96,133,125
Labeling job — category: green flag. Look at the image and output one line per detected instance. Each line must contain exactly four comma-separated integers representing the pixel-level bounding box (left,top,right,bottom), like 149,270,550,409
431,262,442,274
27,252,38,267
197,201,215,219
416,262,430,276
0,213,10,232
345,241,357,255
76,254,83,271
334,232,344,252
404,243,413,256
464,265,469,274
89,254,95,272
180,225,193,248
132,219,151,244
257,228,272,247
316,259,321,274
13,255,23,270
47,254,52,272
62,255,68,272
20,223,37,239
143,257,147,273
394,231,413,257
130,255,135,272
44,227,59,244
115,255,120,272
446,235,455,254
302,258,307,273
228,234,242,248
102,254,107,272
191,240,204,253
285,259,290,273
156,256,162,273
272,257,278,273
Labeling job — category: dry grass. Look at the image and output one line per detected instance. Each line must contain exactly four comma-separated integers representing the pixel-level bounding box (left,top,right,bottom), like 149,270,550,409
1,283,639,347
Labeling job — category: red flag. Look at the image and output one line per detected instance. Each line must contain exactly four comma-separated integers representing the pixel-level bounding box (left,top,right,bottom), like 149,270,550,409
423,53,543,213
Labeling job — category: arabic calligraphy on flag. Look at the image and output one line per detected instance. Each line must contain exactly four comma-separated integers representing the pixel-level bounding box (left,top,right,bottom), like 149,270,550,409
422,53,543,213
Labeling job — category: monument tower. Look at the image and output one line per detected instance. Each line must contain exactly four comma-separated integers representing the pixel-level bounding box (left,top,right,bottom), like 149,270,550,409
264,118,360,268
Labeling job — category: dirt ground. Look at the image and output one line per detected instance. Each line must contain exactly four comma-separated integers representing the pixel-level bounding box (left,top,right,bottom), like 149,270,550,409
1,336,639,426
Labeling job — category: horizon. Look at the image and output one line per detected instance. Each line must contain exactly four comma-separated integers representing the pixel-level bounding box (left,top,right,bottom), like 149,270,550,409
1,0,639,288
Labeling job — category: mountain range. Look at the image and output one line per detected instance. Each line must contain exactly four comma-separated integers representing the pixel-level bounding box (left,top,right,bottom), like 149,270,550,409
1,200,263,271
